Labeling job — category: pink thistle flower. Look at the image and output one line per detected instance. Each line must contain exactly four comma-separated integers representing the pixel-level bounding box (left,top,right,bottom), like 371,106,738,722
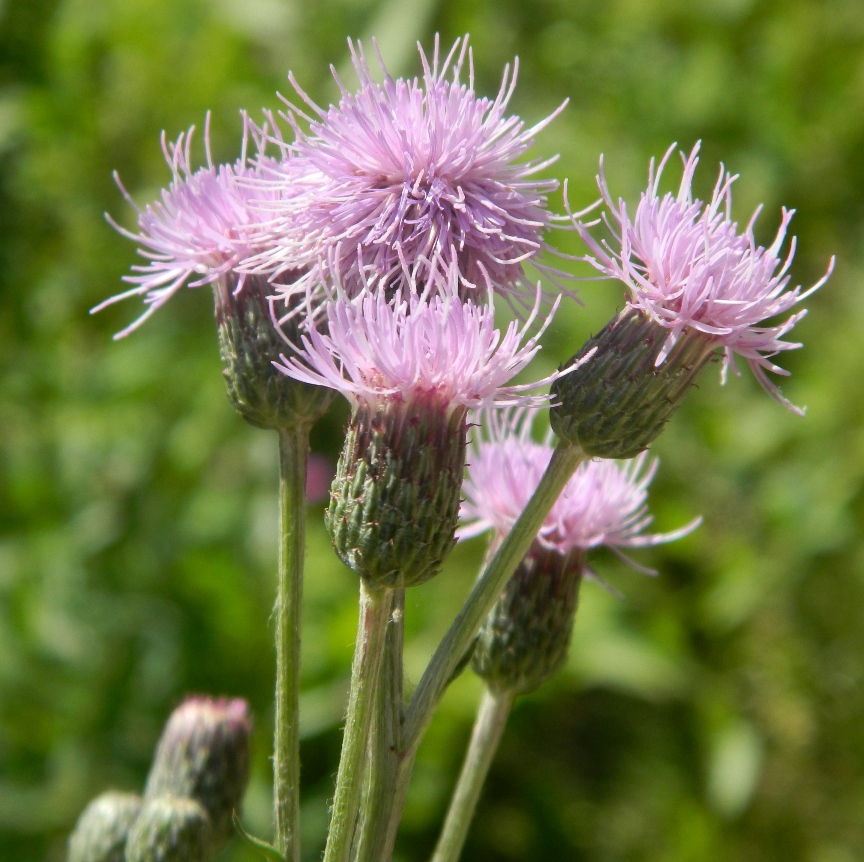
96,115,309,338
249,35,568,304
574,142,834,414
274,267,566,412
460,407,701,564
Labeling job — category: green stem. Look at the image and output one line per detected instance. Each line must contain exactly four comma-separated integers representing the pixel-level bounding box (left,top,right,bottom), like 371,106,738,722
362,748,416,862
274,425,309,862
402,441,584,752
358,442,585,862
430,689,513,862
352,589,405,862
324,583,394,862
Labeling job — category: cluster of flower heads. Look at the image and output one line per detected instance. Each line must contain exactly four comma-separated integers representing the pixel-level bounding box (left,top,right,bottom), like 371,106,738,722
103,36,573,413
102,37,831,560
460,408,701,571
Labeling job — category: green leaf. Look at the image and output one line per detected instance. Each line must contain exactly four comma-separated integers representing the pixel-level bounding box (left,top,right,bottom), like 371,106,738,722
232,814,285,862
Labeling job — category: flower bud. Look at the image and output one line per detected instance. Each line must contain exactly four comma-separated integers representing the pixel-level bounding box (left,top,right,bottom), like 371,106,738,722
125,796,211,862
144,697,251,850
472,542,584,695
68,791,142,862
326,395,468,588
214,273,333,429
550,307,714,458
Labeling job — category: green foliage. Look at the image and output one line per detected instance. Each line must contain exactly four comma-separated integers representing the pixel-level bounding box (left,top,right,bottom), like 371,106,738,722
1,0,862,860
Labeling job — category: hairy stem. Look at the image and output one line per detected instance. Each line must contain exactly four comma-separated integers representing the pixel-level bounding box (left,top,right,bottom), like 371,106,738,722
352,589,405,862
323,583,393,862
274,425,309,861
430,689,514,862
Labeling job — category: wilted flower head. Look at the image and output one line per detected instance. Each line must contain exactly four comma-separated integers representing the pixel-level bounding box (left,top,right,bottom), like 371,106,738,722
274,266,563,412
97,115,307,337
574,142,834,413
460,407,700,560
252,35,566,303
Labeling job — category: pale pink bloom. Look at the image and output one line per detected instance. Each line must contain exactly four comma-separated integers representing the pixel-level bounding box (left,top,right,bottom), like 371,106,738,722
574,142,834,414
248,36,568,304
460,408,700,564
97,115,309,338
274,267,565,411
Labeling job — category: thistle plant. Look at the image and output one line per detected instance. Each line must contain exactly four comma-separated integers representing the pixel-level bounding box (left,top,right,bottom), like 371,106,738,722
74,33,832,862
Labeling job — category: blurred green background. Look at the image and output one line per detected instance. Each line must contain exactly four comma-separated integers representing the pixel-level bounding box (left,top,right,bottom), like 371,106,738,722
1,0,862,859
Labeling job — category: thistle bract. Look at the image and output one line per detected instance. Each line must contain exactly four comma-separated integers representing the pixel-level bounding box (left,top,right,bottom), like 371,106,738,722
472,542,584,695
327,393,468,588
550,307,715,458
144,697,251,851
215,272,333,428
68,791,142,862
125,796,211,862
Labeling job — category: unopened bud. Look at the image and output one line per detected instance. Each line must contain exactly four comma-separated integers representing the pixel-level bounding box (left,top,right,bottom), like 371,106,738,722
144,697,251,850
472,542,584,695
68,791,142,862
214,274,334,429
125,796,211,862
550,307,714,458
326,395,467,588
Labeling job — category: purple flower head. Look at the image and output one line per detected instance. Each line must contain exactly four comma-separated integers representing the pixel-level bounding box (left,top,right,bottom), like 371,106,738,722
97,114,308,338
274,266,564,412
460,407,700,563
574,142,834,414
251,35,567,304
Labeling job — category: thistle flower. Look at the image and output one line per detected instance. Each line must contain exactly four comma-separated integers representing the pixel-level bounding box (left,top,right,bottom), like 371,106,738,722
551,143,834,458
464,408,699,694
97,115,302,337
461,407,699,559
276,268,564,588
100,117,333,426
250,35,567,303
580,142,833,399
274,269,560,412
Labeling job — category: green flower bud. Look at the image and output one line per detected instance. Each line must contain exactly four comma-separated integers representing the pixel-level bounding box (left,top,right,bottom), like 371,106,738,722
144,697,251,851
472,542,584,695
125,796,211,862
550,307,715,458
67,791,142,862
326,395,467,588
214,273,334,429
